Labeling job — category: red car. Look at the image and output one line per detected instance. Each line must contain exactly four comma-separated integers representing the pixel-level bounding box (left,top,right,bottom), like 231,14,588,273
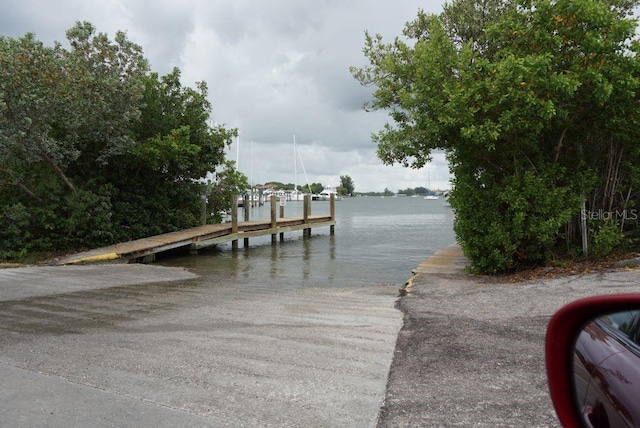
546,295,640,427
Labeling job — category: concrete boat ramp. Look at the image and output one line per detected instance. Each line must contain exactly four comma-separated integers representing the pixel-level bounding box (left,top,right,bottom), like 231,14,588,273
4,243,601,427
0,264,400,427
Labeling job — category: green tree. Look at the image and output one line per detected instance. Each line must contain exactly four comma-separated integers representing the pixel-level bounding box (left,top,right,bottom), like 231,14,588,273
339,175,355,195
0,33,81,199
352,0,640,273
398,188,415,196
438,0,514,54
0,23,237,260
0,22,149,254
415,186,428,195
206,160,249,223
308,182,324,195
107,67,236,239
65,21,149,172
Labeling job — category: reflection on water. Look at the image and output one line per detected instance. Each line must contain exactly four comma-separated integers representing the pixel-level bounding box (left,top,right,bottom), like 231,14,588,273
159,197,455,287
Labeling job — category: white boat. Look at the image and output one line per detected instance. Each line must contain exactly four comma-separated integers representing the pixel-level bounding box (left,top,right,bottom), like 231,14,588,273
291,135,313,201
288,189,306,201
263,188,289,202
237,189,264,207
442,191,451,207
424,170,439,199
317,186,343,201
316,191,340,201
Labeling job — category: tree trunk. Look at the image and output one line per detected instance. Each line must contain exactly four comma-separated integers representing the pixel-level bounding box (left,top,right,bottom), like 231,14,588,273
0,167,43,203
38,151,76,193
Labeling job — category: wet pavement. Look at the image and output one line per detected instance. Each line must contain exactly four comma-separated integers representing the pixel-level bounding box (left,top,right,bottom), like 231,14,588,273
0,264,401,427
3,251,640,427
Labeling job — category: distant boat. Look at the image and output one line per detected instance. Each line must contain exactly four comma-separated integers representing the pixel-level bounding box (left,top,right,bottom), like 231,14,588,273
318,190,342,201
237,189,264,207
318,187,343,201
424,170,439,199
292,135,313,200
289,189,305,201
442,191,451,207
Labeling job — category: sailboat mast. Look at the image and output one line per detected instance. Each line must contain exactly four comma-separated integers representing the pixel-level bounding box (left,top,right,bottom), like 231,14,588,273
236,133,240,170
293,135,297,195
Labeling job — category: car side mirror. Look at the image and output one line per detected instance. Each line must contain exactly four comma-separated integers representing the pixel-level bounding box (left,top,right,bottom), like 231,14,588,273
546,294,640,427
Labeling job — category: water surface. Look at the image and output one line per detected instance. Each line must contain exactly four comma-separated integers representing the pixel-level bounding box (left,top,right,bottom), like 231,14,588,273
160,196,455,287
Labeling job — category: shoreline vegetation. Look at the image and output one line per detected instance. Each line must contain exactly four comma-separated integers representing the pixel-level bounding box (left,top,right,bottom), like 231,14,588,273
351,0,640,274
6,1,640,276
0,23,247,264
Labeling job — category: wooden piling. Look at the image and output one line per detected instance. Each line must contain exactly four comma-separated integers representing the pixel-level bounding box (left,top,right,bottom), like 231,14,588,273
279,200,285,242
232,195,239,250
303,194,311,237
270,195,277,244
330,193,335,235
200,194,207,226
243,194,250,247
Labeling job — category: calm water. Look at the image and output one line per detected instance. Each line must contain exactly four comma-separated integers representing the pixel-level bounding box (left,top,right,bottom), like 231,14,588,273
159,196,456,287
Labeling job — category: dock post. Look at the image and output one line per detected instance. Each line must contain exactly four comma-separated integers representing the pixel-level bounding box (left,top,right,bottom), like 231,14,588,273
243,194,250,247
232,195,239,250
200,194,207,225
303,194,311,238
279,198,285,242
330,193,335,235
270,195,277,244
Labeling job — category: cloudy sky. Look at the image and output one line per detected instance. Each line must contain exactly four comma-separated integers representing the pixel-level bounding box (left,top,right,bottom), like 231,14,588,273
1,0,449,192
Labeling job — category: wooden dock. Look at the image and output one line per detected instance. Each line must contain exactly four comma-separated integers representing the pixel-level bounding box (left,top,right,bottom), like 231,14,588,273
56,194,336,265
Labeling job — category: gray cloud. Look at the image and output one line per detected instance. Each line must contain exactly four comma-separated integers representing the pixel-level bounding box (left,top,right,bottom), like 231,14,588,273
0,0,450,192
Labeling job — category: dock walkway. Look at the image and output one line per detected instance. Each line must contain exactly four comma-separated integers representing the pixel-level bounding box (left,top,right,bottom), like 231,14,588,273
56,194,335,265
56,216,334,265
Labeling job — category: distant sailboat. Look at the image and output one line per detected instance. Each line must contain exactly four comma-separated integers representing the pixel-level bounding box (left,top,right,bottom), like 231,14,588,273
290,135,312,201
424,170,439,200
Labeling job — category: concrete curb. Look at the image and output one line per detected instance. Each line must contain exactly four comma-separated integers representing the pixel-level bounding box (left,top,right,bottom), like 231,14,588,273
411,243,469,275
62,252,120,265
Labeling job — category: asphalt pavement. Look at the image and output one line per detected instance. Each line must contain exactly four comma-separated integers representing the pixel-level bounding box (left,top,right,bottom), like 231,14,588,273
2,250,640,427
378,247,640,427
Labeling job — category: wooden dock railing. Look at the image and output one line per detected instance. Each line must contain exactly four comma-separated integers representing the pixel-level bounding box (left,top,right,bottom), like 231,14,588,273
56,194,336,265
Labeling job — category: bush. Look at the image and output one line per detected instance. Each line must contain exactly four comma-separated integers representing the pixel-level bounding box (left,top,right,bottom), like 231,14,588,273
0,203,32,260
63,189,114,248
590,219,624,258
453,166,582,274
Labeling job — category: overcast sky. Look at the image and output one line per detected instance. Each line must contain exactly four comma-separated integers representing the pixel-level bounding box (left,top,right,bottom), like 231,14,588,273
1,0,449,192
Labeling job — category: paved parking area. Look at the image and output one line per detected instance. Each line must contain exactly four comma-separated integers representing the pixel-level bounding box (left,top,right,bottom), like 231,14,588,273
378,264,640,427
